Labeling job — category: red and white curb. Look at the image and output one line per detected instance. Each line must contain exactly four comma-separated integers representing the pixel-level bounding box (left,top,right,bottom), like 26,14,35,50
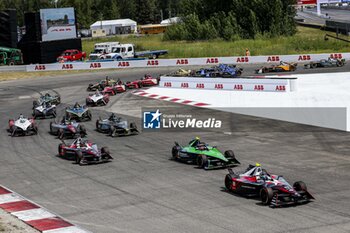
133,90,210,107
0,185,90,233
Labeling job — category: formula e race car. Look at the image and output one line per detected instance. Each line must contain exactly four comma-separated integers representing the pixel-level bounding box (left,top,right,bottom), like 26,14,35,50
171,68,193,77
96,113,138,137
58,137,113,165
171,137,240,170
65,103,92,121
32,102,56,119
126,75,159,89
87,77,117,91
256,61,297,74
50,117,87,139
304,57,345,69
8,114,38,137
194,64,243,78
33,93,61,108
224,164,314,207
102,83,126,96
85,91,110,106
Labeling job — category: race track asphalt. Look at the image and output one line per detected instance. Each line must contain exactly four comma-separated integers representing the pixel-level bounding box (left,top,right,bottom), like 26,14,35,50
0,64,350,233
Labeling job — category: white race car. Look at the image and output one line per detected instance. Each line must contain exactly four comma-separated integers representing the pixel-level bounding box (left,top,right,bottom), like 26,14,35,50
8,115,38,136
86,91,110,106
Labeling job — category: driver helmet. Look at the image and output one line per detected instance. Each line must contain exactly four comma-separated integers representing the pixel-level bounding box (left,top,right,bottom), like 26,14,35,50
19,114,24,119
74,102,80,109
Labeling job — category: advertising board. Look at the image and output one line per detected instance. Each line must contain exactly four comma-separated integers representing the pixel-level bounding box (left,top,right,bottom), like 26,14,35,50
40,7,77,41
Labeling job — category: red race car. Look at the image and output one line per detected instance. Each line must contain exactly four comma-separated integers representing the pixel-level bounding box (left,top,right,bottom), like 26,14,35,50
58,137,113,165
125,75,159,89
225,163,314,207
57,49,86,62
102,84,126,96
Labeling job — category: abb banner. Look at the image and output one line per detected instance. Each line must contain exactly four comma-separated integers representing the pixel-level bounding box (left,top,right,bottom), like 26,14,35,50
26,52,350,72
297,0,317,5
160,76,297,92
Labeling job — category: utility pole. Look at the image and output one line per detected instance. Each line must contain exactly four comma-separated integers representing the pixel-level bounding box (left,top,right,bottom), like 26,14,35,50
160,9,163,21
317,0,321,16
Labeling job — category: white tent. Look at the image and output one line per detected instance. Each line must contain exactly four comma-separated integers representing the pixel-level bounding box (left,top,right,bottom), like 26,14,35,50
90,19,137,35
160,17,181,25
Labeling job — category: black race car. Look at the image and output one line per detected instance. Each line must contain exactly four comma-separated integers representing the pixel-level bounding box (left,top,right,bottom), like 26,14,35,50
65,103,92,122
58,137,113,165
224,164,314,207
96,113,138,137
50,117,87,139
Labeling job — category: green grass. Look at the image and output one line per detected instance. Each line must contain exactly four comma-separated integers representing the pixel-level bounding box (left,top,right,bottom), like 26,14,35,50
82,26,350,58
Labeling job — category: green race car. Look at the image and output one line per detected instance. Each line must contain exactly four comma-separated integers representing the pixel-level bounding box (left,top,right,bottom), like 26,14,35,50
171,138,240,170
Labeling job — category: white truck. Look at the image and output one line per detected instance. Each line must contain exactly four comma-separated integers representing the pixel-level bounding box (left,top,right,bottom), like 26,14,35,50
88,42,121,60
104,43,168,60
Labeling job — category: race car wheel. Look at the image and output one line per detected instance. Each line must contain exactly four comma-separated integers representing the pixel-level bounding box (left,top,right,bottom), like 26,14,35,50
86,111,92,121
75,151,83,165
171,146,180,160
49,122,56,134
95,120,101,131
101,147,111,159
87,84,93,91
33,126,38,135
33,100,39,108
130,122,137,130
224,150,235,159
79,125,87,137
197,154,208,169
57,96,61,104
293,181,307,192
10,125,16,137
138,81,143,88
336,61,344,67
58,128,65,139
311,63,317,69
225,174,233,191
260,187,274,205
58,143,66,156
110,126,117,137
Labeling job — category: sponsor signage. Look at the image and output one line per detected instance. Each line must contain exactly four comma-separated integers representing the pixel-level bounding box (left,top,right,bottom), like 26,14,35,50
298,0,317,5
159,77,297,92
40,7,77,41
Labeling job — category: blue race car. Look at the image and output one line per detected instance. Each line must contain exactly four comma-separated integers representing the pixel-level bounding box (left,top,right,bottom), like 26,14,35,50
65,103,92,122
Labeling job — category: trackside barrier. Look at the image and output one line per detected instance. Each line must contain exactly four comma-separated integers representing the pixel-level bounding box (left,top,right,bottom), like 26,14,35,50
26,52,350,72
159,76,297,92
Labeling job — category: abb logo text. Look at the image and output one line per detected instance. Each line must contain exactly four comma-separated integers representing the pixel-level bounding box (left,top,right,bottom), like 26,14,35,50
35,65,46,70
181,83,189,88
147,60,159,66
177,59,188,65
267,56,280,62
62,64,73,70
275,85,286,91
298,55,311,61
51,28,72,32
234,84,243,90
236,57,249,63
196,83,205,88
206,58,218,64
215,84,223,89
118,62,130,67
90,63,101,68
330,53,342,59
164,82,172,87
254,85,264,91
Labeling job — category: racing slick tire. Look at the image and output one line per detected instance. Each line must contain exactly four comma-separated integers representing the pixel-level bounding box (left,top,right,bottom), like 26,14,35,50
95,120,101,131
224,150,235,159
138,81,143,88
58,128,65,139
311,63,318,69
293,181,307,192
171,146,180,160
87,84,93,91
197,154,208,169
10,125,16,137
225,174,233,191
260,187,274,205
50,122,56,135
336,61,344,67
75,151,83,165
33,100,39,108
304,64,311,69
130,122,138,133
86,111,92,121
79,125,87,137
58,142,66,156
32,125,38,135
101,147,112,159
110,126,117,137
